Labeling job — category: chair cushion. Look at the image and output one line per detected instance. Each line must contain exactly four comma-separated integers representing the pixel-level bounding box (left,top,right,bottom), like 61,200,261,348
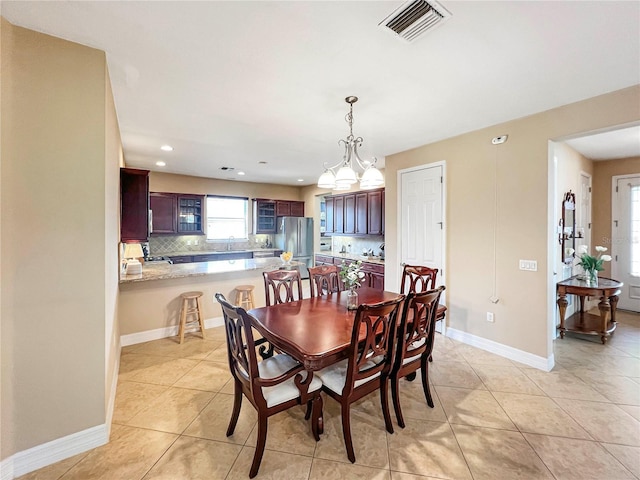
316,357,383,395
258,354,322,408
403,337,426,365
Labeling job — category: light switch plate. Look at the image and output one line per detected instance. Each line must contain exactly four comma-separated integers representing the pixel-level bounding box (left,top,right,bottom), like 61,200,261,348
519,260,538,271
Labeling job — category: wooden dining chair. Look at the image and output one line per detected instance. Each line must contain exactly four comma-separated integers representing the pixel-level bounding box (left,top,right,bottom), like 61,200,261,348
400,264,447,361
391,286,445,428
263,269,303,306
215,293,323,478
315,295,405,463
308,264,343,297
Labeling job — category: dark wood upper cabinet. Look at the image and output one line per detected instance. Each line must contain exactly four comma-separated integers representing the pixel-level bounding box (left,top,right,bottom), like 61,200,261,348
355,192,368,235
343,194,356,234
325,197,334,234
120,168,149,242
290,201,305,217
334,195,345,233
150,192,204,235
253,199,277,234
276,201,291,217
150,193,178,234
367,190,383,235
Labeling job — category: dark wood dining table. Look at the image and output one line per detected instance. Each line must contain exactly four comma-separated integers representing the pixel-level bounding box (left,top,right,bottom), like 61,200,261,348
248,287,403,432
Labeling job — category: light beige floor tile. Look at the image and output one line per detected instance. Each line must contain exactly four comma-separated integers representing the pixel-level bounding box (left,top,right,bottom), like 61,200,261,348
386,376,448,423
391,473,452,480
246,406,318,457
587,375,640,405
204,344,229,363
595,355,640,377
226,446,313,480
524,433,636,480
183,391,257,444
125,386,214,434
455,344,516,367
112,381,169,424
142,436,241,479
314,400,390,469
492,391,592,439
429,361,486,390
619,404,640,421
601,443,640,478
451,424,554,480
172,360,232,392
119,353,200,386
471,365,546,395
521,368,610,401
59,425,177,480
220,377,235,394
128,336,222,360
16,452,88,480
435,386,516,430
309,458,391,480
553,398,640,446
387,419,472,479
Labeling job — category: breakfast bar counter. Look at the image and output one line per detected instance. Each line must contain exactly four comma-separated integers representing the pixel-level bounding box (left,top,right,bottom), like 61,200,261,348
119,258,301,342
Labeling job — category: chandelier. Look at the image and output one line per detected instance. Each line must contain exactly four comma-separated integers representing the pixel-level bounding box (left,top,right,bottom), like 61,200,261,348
317,96,384,190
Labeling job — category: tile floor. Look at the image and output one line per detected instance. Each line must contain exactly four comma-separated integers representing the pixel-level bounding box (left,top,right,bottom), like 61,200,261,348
19,310,640,480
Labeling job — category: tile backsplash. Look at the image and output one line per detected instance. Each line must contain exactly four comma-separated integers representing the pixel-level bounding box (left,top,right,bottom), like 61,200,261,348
149,234,273,254
331,235,384,256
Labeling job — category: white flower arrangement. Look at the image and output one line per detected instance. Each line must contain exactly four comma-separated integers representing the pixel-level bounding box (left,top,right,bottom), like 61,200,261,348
339,260,365,290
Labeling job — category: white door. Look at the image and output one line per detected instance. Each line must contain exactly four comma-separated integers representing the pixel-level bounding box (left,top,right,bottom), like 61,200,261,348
612,175,640,312
578,172,592,251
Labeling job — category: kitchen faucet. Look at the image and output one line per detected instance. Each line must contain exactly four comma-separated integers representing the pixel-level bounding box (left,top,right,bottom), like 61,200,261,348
227,235,235,251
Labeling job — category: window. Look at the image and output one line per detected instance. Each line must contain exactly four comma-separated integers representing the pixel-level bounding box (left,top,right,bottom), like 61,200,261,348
206,196,248,240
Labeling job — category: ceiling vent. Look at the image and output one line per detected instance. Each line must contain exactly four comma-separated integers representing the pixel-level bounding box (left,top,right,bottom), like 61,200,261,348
379,0,451,43
219,166,235,171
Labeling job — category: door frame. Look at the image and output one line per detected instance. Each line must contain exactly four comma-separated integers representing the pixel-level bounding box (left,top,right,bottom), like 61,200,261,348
396,161,447,318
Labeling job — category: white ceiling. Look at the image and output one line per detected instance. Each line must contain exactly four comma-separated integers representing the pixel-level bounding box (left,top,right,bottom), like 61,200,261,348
3,1,639,185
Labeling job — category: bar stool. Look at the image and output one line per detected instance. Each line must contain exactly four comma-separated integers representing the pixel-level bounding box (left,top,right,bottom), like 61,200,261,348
178,291,206,344
234,284,255,310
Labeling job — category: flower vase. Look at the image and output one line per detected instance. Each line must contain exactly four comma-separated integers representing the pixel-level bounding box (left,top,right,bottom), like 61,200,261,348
586,269,598,287
346,287,359,311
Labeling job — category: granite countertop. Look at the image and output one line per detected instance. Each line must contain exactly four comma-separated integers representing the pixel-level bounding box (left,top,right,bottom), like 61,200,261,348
120,257,302,284
161,248,282,257
315,251,385,266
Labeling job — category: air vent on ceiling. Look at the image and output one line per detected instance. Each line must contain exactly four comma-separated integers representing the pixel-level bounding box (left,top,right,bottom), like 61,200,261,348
219,166,235,171
379,0,451,43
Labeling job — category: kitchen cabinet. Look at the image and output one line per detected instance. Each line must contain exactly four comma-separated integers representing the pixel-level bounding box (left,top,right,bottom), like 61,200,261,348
150,193,177,234
323,188,384,236
150,192,204,235
325,197,334,234
253,199,277,234
254,199,305,234
120,168,149,242
314,254,384,292
314,254,334,266
169,255,193,264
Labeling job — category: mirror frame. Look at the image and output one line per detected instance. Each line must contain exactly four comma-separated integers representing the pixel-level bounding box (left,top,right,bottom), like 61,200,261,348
560,190,576,263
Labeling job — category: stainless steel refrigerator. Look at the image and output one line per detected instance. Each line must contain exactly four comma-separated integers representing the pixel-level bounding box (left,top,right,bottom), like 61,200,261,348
275,217,314,278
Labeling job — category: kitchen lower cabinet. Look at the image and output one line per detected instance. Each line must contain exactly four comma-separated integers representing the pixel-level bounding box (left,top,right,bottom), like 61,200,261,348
169,255,193,264
314,254,384,292
314,254,334,266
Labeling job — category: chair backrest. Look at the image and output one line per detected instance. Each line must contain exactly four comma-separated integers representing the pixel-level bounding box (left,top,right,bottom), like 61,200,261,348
308,264,343,297
215,293,262,402
400,264,439,294
263,269,303,306
343,295,405,395
396,286,445,368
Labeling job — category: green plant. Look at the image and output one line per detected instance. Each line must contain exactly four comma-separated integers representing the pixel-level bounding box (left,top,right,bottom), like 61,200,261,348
339,260,365,289
574,245,612,272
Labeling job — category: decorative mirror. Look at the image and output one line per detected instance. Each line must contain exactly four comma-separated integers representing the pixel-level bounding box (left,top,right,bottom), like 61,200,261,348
560,190,576,263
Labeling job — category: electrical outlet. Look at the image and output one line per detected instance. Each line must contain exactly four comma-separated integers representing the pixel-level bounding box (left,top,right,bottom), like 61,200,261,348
187,240,192,245
194,239,198,245
486,312,495,322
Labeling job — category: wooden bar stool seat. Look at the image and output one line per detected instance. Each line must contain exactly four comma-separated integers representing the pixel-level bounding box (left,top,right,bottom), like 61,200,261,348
178,291,206,344
235,284,255,310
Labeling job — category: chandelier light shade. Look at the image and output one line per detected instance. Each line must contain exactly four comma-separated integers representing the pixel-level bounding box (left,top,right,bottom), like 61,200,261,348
317,96,384,190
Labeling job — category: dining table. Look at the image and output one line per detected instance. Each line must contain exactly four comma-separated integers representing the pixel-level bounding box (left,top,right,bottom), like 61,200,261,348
248,286,404,432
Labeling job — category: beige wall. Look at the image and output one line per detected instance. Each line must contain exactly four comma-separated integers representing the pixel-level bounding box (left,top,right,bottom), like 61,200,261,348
384,86,640,359
593,156,640,278
1,19,119,459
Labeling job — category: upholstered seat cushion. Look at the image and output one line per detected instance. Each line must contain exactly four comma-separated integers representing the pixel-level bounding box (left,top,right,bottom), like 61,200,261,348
402,337,426,365
258,353,322,407
316,356,383,395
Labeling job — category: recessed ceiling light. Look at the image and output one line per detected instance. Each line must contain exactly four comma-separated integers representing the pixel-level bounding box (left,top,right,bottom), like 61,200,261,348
155,161,166,167
297,179,304,182
160,145,173,151
237,171,246,176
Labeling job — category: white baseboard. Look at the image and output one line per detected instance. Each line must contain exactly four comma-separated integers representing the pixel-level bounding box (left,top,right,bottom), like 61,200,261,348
446,327,554,371
5,423,108,479
121,316,224,347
